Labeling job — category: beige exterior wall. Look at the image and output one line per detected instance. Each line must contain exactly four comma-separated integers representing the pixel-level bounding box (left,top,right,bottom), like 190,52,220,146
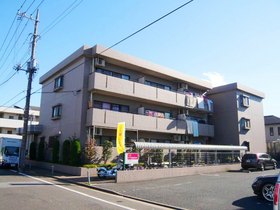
38,45,265,162
208,83,266,153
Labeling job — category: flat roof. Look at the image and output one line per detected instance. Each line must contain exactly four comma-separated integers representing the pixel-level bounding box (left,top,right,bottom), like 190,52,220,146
134,142,248,151
207,82,265,98
40,44,212,90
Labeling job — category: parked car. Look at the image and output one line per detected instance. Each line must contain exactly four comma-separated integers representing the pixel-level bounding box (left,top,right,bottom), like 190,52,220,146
252,174,278,202
241,153,277,171
273,173,280,209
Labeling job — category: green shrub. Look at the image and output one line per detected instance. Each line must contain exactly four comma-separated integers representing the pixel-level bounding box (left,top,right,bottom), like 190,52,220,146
52,139,60,163
70,139,81,166
62,140,71,165
37,138,45,161
29,142,36,160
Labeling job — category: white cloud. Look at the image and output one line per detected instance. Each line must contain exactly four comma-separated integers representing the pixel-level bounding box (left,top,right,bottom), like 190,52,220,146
202,72,226,87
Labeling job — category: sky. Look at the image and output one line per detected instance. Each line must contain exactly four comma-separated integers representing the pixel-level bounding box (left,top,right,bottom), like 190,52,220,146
0,0,279,117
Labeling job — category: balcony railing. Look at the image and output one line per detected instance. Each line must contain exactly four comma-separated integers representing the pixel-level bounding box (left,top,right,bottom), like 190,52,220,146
88,72,213,112
87,108,214,137
16,124,43,135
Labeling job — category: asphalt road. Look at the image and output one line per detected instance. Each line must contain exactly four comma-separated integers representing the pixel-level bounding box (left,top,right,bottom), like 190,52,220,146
0,169,171,210
94,169,280,210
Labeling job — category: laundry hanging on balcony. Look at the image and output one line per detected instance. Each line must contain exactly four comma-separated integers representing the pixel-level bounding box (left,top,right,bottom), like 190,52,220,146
186,119,199,137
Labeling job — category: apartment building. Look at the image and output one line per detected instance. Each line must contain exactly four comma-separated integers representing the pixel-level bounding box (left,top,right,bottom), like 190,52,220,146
208,83,266,152
264,115,280,157
38,44,266,160
0,106,40,139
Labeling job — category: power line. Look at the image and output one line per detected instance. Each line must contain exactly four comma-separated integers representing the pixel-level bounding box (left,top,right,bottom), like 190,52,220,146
0,71,18,87
0,90,26,107
0,0,27,54
100,0,195,55
40,0,84,37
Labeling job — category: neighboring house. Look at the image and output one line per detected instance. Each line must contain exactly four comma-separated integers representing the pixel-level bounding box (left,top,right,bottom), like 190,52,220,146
0,106,40,138
208,84,266,153
264,115,280,157
0,106,41,154
38,44,266,161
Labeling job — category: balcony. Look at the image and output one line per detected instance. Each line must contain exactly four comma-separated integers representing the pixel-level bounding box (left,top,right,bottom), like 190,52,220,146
86,108,214,137
16,125,43,135
88,73,186,107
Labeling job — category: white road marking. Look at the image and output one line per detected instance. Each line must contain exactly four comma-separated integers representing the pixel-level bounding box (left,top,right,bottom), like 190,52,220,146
17,171,136,210
199,173,220,177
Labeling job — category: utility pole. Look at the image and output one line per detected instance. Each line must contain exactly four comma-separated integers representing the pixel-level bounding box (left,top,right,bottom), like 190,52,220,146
18,10,39,171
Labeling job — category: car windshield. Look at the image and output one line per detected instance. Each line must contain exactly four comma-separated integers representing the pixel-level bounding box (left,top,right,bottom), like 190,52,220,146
243,154,257,160
4,146,19,156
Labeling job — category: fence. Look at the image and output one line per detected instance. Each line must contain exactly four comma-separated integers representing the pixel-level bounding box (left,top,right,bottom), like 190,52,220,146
137,150,242,169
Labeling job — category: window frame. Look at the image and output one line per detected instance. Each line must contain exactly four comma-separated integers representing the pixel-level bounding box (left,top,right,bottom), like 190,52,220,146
241,118,251,130
241,94,250,107
52,104,62,119
54,75,64,91
270,127,274,136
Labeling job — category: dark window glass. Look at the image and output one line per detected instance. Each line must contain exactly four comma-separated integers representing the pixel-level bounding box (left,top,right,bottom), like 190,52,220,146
270,127,274,136
102,102,111,110
93,101,102,109
9,116,14,119
278,127,280,136
112,104,120,111
120,105,129,113
7,130,12,134
122,75,130,80
52,105,62,118
54,75,64,90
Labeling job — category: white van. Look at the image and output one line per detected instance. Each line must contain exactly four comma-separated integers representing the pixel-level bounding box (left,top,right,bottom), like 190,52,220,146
0,137,21,168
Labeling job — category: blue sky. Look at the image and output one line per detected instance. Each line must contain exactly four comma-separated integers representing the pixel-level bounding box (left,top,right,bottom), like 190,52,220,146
0,0,279,117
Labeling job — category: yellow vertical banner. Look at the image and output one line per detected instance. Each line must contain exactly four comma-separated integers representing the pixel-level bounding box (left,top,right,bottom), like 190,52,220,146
116,122,125,154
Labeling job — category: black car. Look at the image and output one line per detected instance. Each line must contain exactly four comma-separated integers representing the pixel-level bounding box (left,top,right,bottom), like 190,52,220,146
252,174,278,202
242,153,277,171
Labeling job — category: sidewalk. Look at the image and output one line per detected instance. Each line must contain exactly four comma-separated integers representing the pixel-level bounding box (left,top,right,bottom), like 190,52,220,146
21,166,182,210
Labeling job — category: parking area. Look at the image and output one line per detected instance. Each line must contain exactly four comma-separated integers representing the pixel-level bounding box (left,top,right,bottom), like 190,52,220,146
94,168,280,210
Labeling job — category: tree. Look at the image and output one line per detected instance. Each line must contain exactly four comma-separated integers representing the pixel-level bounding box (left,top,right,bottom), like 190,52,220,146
52,139,60,163
29,141,36,160
37,138,45,161
102,140,113,164
62,140,71,165
70,139,81,166
84,138,97,164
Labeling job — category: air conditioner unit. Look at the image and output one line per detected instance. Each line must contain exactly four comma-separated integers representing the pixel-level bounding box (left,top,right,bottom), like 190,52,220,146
95,127,103,135
95,58,105,67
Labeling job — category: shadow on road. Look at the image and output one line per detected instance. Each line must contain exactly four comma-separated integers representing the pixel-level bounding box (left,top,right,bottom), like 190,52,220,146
232,196,272,210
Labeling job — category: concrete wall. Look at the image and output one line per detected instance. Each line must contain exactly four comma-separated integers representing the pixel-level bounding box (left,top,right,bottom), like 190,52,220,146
116,164,241,183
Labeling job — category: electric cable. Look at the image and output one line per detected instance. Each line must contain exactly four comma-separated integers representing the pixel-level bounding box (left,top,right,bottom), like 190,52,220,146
100,0,195,55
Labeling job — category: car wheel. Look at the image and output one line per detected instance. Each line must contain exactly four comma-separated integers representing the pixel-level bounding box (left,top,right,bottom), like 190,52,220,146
97,169,106,178
261,183,274,202
260,163,265,171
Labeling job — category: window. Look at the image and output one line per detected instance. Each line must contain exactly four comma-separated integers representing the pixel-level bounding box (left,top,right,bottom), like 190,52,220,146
278,127,280,136
8,116,14,119
18,115,23,120
7,130,13,134
52,105,62,119
0,112,3,118
93,100,129,113
270,127,274,136
145,80,171,91
95,68,130,80
54,75,64,90
241,118,251,130
241,95,250,107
